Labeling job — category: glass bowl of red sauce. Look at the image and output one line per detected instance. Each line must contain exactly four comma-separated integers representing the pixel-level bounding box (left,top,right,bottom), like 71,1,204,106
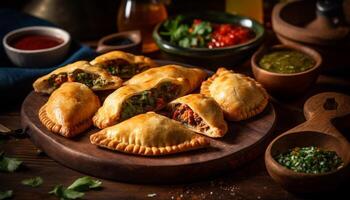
3,26,70,67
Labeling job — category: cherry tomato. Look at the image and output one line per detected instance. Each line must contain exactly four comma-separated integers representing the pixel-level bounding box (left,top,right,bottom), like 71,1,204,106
208,24,253,48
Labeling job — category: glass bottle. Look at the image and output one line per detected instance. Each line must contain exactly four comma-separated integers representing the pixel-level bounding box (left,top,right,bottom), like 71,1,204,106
117,0,168,53
225,0,263,23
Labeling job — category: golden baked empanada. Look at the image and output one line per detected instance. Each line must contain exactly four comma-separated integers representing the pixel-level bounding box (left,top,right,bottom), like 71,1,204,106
33,61,122,94
168,94,228,138
90,51,157,79
124,64,207,94
93,77,186,129
201,68,268,121
39,82,101,137
90,112,209,156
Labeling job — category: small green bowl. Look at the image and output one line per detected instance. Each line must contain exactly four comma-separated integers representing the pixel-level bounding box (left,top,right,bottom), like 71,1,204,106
153,11,265,67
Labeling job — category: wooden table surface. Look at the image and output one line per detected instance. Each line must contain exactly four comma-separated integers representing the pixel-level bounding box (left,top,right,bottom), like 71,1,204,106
1,51,350,200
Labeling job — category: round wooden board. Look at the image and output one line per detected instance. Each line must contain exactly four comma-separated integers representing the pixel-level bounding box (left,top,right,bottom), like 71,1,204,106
21,62,276,184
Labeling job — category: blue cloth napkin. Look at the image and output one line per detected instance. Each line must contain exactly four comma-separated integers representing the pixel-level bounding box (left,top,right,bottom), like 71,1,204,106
0,9,97,95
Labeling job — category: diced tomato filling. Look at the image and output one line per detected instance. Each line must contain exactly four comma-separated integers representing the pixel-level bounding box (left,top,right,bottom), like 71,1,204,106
172,104,209,132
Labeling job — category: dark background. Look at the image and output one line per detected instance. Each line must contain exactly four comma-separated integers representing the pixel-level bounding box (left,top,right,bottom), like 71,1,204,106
0,0,225,41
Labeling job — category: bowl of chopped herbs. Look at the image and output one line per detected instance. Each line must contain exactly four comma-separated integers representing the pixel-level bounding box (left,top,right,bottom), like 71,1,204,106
153,12,265,67
265,131,349,194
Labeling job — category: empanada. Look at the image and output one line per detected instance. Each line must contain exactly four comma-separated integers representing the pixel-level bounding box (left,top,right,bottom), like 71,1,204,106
168,94,228,138
38,82,101,137
90,112,209,156
124,64,207,94
93,77,186,129
201,68,268,121
90,51,157,79
33,61,122,94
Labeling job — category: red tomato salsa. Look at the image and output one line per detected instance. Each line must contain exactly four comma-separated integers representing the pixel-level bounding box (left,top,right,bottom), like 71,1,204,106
11,34,63,50
208,24,254,48
160,16,255,49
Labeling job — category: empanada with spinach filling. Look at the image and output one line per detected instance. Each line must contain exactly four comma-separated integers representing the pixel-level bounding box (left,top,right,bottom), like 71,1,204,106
201,68,269,121
33,61,122,94
39,82,101,138
124,64,207,94
90,112,209,156
90,51,157,79
93,77,186,129
168,94,228,138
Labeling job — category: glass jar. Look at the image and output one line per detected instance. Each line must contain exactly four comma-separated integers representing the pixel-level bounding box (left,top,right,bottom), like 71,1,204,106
225,0,263,23
117,0,168,53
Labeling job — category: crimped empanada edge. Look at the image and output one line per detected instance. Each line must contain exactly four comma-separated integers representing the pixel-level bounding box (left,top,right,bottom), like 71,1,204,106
200,70,217,97
200,68,269,121
90,131,209,156
225,75,269,121
39,104,93,138
93,79,182,129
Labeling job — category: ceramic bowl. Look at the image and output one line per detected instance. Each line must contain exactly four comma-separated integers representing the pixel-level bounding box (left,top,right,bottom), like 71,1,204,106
251,44,322,97
153,11,265,68
271,0,350,74
96,30,142,54
3,26,70,68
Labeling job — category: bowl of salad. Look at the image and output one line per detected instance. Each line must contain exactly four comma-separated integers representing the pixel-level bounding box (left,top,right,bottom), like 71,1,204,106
153,11,265,67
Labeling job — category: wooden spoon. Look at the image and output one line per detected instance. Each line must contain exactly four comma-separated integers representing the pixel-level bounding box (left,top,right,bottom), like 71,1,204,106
265,92,350,193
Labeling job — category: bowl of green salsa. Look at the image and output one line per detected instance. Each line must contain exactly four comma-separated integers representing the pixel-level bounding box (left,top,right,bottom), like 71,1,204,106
259,50,315,74
251,44,322,97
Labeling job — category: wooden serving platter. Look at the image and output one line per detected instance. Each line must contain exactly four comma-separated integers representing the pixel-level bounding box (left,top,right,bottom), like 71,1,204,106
21,61,276,183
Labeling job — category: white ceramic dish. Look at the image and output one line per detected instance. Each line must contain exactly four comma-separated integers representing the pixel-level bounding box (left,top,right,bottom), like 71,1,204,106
3,26,71,68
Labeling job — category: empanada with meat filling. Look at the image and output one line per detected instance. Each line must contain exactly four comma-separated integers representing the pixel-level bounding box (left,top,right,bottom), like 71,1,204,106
168,94,227,138
201,68,268,121
93,77,187,129
90,112,209,156
39,82,101,137
124,65,207,94
90,51,157,79
33,61,122,94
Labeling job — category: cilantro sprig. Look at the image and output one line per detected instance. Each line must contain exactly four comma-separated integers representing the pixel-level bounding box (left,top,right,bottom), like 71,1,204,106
0,151,22,172
0,190,13,200
275,146,343,174
21,177,43,187
50,185,84,200
49,176,102,200
160,15,212,48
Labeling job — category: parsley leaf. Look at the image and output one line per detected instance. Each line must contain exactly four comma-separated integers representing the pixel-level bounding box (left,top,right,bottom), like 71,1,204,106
162,15,184,35
160,15,213,48
172,24,189,42
63,189,85,199
49,177,102,200
21,177,43,187
49,185,84,200
0,151,22,172
67,176,102,192
49,185,64,197
192,21,212,36
0,190,13,200
179,37,190,48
